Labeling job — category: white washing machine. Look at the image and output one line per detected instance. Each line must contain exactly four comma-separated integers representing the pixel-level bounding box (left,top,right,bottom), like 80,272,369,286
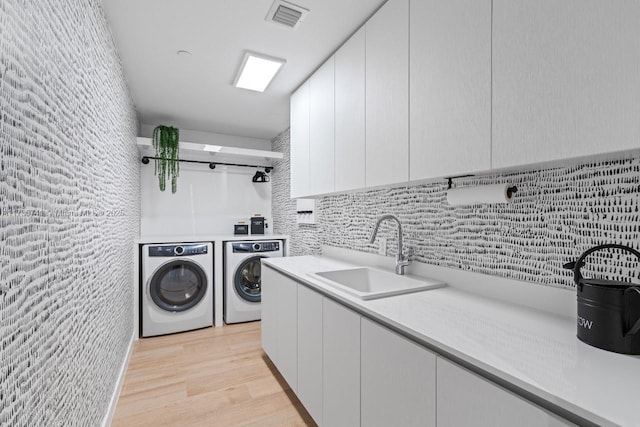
224,240,284,324
141,242,213,337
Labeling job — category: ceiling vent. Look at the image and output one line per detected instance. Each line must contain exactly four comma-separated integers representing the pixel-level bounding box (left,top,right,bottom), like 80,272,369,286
266,0,309,29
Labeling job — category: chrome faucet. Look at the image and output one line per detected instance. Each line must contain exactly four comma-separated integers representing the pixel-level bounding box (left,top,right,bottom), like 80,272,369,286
369,214,412,275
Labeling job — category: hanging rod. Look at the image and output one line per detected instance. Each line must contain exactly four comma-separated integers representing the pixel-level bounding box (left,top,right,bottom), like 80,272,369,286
141,156,273,173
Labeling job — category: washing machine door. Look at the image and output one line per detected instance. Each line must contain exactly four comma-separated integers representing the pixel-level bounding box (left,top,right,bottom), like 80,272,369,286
234,256,264,303
150,260,208,312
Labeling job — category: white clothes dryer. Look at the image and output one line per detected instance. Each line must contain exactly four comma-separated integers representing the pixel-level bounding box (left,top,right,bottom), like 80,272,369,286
141,242,213,337
224,240,283,324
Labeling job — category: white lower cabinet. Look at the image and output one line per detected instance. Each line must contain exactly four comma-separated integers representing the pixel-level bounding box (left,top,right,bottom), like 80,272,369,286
261,266,297,392
437,358,574,427
361,318,437,427
277,274,298,393
261,265,277,362
323,298,361,427
263,267,574,426
296,285,323,424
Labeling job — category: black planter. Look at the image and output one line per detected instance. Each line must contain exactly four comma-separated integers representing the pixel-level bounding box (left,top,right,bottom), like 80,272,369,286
565,244,640,355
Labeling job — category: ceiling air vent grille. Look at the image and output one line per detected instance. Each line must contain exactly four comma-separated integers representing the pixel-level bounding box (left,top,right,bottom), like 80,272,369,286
266,0,309,29
273,5,302,27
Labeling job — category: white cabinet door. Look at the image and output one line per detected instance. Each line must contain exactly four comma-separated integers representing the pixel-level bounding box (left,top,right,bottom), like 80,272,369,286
492,0,640,169
335,27,366,192
309,57,335,195
297,285,323,425
262,266,297,393
323,298,360,427
261,266,277,362
290,81,310,198
276,270,298,392
409,0,491,180
365,0,409,188
437,358,575,427
361,318,437,427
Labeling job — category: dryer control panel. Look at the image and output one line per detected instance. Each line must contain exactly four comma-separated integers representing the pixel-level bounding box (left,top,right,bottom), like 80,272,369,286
148,244,209,257
232,241,280,253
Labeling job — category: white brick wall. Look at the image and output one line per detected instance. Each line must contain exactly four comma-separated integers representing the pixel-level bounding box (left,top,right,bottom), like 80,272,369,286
0,1,139,425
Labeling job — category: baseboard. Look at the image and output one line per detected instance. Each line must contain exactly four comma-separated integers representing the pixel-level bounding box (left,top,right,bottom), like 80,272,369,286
101,331,136,427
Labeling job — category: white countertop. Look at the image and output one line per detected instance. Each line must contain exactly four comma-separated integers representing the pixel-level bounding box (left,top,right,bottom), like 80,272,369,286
263,255,640,427
135,234,289,244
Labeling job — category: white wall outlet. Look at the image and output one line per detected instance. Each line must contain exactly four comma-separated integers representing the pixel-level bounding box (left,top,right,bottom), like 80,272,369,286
378,237,387,256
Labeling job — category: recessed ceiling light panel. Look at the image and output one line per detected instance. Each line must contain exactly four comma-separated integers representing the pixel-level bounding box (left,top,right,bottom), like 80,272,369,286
233,51,286,92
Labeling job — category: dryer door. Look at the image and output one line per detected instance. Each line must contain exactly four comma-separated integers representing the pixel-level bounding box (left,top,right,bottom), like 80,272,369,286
150,260,208,312
234,255,265,303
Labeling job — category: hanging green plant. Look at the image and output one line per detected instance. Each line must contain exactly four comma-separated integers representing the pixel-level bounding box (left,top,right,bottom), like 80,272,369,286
152,125,180,193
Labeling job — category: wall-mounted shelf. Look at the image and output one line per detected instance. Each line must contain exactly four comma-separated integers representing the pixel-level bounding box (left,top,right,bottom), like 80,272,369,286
136,137,283,166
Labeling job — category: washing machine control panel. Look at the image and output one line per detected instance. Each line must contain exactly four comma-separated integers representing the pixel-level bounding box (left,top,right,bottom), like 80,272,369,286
232,241,280,253
148,244,209,257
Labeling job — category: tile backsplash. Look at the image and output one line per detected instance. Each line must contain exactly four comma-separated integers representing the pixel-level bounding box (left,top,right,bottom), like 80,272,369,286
272,129,639,289
0,1,138,425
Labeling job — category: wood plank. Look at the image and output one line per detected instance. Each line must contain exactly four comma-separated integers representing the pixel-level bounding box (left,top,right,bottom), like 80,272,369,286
112,322,315,426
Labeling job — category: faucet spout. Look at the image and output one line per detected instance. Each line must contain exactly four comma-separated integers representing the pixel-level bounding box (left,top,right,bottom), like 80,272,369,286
369,214,411,275
369,214,401,244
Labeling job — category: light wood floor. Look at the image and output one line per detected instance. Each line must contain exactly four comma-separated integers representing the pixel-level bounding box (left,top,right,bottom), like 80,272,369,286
112,322,315,427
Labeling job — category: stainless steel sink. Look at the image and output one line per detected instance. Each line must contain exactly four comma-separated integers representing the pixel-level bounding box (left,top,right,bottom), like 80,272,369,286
308,267,445,300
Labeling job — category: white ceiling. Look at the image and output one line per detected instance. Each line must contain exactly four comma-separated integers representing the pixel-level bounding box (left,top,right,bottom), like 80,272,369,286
102,0,386,140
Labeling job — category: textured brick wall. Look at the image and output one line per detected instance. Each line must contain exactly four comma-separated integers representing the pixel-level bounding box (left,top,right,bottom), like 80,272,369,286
272,129,639,289
0,1,139,425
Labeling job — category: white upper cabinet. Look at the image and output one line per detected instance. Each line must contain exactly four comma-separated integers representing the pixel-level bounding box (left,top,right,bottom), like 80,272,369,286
492,0,640,169
365,0,409,187
335,27,366,192
309,57,335,195
409,0,491,180
290,81,310,198
289,0,640,198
